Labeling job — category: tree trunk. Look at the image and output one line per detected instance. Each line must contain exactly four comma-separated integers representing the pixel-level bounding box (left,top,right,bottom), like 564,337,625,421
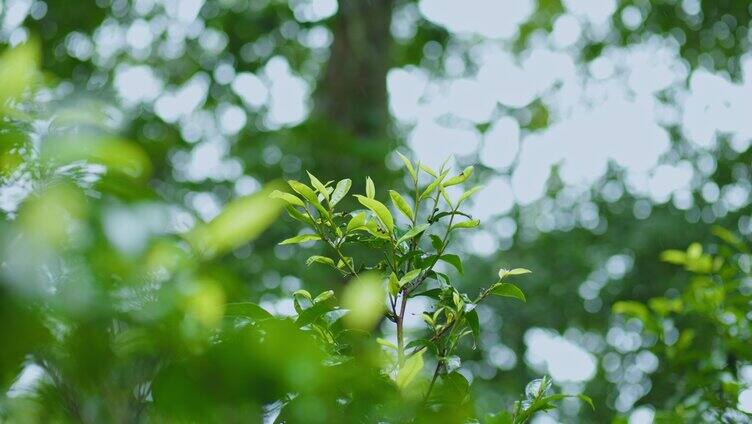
315,0,395,139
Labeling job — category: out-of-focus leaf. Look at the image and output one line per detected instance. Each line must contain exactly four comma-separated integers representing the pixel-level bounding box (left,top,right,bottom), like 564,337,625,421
186,183,285,258
0,41,40,109
225,302,273,321
396,350,424,389
612,301,649,321
342,272,384,330
41,135,152,180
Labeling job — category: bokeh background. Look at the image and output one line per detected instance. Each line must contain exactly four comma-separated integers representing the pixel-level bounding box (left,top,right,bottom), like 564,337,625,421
2,0,752,422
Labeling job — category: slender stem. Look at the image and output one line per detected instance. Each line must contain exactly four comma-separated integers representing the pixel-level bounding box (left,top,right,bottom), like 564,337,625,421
303,205,358,277
396,292,409,366
424,359,442,403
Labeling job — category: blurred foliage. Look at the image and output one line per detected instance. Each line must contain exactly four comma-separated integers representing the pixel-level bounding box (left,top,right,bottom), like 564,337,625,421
1,0,752,422
613,228,752,423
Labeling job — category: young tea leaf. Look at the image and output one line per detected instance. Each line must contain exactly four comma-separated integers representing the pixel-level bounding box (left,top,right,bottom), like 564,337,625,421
396,151,418,182
269,190,304,207
355,195,394,234
442,166,474,187
330,178,352,206
366,176,376,199
389,190,414,222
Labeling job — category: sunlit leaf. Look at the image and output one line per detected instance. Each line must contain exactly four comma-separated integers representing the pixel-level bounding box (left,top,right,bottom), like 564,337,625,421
458,185,483,205
396,151,417,182
307,171,329,201
442,166,474,187
451,219,480,230
355,195,394,234
270,190,304,207
366,176,375,199
330,178,352,206
389,190,414,221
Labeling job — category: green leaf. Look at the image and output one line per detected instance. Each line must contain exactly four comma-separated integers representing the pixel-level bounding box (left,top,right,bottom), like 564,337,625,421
286,206,314,226
437,371,470,404
419,164,438,177
186,183,285,258
660,249,686,265
498,268,532,279
366,176,376,199
296,301,336,328
306,255,336,267
287,180,318,204
490,283,526,302
388,273,400,296
0,41,40,109
279,233,321,245
612,301,649,321
451,219,480,230
396,151,418,182
412,288,443,299
377,337,398,350
342,272,385,330
440,254,463,274
430,235,444,251
398,269,422,287
396,350,424,389
419,170,450,201
307,171,329,201
389,190,414,221
346,211,367,232
224,302,273,321
458,185,483,205
443,166,474,187
355,195,394,234
314,290,334,303
330,179,352,206
712,226,747,251
397,223,429,244
269,190,304,207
